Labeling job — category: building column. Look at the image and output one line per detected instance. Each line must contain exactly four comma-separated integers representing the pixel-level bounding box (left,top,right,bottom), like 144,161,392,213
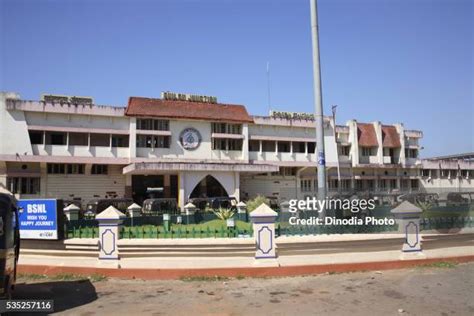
242,123,249,162
164,174,171,198
178,171,186,212
275,141,278,156
0,161,6,190
125,174,132,199
40,162,47,197
234,172,240,201
129,117,137,158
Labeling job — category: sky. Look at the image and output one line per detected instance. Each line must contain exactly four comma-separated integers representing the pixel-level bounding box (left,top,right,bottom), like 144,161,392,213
0,0,472,157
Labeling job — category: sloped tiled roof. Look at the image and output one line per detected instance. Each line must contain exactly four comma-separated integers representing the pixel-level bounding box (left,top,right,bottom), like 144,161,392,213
382,125,401,148
125,97,253,123
357,123,378,147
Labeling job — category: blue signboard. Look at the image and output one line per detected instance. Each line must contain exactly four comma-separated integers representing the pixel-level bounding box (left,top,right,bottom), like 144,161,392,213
17,199,58,240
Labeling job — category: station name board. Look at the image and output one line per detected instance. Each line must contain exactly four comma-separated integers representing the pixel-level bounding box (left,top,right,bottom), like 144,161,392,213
270,110,315,121
161,91,217,104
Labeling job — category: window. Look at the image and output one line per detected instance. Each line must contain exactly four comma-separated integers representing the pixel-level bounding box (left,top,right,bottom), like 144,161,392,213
154,136,170,148
212,138,226,150
277,142,291,153
211,123,242,134
307,142,316,154
262,141,276,152
278,167,296,176
249,140,260,152
112,135,129,147
362,147,373,156
405,149,418,158
136,135,170,148
411,179,419,190
46,132,66,145
29,131,43,144
69,133,88,146
228,139,243,151
339,145,350,156
47,163,65,174
421,169,430,177
211,139,242,151
329,179,339,190
67,164,85,174
47,164,84,174
6,177,40,195
293,142,306,153
390,179,397,189
137,119,170,131
90,134,110,147
301,179,312,192
91,164,108,175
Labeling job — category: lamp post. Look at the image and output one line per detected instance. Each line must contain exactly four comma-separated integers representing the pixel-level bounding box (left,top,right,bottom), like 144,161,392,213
310,0,327,217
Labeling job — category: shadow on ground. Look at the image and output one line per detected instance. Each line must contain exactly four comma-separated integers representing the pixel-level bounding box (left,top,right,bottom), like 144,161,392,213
9,279,98,315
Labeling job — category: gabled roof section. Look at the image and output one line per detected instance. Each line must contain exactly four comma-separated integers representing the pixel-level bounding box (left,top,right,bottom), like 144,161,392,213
382,125,401,148
125,97,253,123
357,123,378,147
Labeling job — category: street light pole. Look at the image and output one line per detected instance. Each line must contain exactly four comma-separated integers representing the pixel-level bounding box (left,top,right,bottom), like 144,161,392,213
310,0,327,216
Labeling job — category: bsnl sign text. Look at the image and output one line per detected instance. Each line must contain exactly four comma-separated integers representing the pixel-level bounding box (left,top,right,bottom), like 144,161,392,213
17,199,59,240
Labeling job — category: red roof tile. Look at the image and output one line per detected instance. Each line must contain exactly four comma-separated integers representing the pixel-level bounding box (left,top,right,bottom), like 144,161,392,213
382,125,401,148
357,123,378,147
125,97,253,123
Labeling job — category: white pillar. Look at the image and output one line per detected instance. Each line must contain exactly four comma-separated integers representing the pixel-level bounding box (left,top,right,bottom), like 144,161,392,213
96,206,126,267
234,172,240,201
249,203,278,266
178,172,186,213
391,201,425,259
64,204,80,221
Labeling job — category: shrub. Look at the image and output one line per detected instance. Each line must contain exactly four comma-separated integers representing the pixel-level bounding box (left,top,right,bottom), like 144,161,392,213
246,195,270,212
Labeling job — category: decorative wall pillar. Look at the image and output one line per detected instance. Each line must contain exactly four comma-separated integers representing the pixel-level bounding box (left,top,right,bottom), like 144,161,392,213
236,201,247,222
183,202,196,224
64,204,80,221
249,203,279,266
127,203,142,218
96,206,126,267
391,201,425,259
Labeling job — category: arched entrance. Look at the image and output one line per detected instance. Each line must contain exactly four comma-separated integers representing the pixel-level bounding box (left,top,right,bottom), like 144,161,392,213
189,175,228,198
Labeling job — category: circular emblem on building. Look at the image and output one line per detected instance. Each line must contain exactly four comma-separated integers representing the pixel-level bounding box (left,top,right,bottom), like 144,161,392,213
180,128,201,150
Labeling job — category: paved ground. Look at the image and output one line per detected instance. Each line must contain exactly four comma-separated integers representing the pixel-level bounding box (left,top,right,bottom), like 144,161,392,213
11,262,474,316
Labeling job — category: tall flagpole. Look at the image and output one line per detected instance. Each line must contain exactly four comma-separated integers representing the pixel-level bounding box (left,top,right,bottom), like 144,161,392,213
310,0,327,217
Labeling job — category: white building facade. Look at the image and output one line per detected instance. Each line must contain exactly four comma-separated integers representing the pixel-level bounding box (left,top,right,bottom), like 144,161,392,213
1,92,473,211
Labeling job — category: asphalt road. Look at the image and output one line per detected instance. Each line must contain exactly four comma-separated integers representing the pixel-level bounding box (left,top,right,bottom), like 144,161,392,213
10,262,474,316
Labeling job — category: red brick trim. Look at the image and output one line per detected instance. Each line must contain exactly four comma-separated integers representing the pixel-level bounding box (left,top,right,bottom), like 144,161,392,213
18,255,474,280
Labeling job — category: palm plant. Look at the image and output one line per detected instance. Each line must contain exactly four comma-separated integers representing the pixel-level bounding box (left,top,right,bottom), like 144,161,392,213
212,207,235,221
